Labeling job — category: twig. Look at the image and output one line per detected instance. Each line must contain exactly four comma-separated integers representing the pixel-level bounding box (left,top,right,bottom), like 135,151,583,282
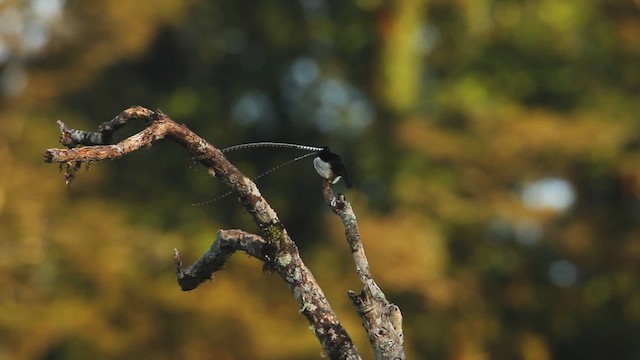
174,229,267,291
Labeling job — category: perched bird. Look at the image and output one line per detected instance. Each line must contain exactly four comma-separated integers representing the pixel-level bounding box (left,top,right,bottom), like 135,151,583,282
193,142,352,206
313,147,352,188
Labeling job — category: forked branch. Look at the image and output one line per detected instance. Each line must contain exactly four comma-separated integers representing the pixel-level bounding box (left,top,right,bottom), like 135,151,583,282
43,106,404,360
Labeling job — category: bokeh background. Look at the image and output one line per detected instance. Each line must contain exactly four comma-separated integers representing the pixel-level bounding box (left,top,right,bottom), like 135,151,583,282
2,0,640,359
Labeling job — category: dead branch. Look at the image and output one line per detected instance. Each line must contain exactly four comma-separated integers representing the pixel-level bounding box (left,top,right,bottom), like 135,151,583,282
173,229,267,291
43,106,405,359
322,182,404,359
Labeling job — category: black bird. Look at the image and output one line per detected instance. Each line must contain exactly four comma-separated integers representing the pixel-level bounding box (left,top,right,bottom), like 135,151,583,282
313,147,352,188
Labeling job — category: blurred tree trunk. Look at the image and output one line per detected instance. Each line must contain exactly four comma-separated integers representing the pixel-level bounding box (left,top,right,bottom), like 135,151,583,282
375,0,429,113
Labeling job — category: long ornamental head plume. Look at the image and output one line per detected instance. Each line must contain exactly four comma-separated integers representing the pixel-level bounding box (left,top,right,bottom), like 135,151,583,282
220,141,352,187
221,142,324,153
193,141,351,206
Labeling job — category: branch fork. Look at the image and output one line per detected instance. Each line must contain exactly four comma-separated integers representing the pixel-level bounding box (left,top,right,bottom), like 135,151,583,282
43,106,404,360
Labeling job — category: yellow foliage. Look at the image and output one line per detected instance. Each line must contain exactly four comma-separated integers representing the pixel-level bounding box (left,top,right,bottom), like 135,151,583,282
358,212,451,303
520,332,551,360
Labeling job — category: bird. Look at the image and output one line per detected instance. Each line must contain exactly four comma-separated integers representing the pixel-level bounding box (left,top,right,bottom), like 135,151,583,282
193,142,351,206
313,147,352,188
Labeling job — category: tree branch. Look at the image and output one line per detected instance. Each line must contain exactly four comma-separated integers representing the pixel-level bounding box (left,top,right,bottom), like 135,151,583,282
43,106,361,360
322,181,405,360
174,229,267,291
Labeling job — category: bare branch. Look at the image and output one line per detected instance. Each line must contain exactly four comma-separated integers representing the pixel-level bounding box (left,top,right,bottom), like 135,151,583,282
322,181,405,360
174,229,267,291
43,106,361,360
55,106,155,149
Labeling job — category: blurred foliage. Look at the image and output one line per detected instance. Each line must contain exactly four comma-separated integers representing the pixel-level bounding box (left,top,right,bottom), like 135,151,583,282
1,0,640,359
